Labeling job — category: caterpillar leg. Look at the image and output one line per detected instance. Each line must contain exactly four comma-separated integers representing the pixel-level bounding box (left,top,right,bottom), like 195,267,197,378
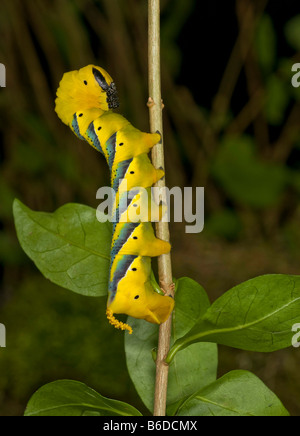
161,281,175,296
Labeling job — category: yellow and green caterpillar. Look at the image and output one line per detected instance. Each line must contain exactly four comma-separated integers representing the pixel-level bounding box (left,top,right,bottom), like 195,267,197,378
55,65,174,333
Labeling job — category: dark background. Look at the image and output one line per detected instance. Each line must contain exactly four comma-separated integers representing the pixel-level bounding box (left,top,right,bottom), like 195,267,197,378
0,0,300,416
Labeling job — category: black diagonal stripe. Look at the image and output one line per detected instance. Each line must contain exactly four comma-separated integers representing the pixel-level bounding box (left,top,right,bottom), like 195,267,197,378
112,158,133,191
110,223,139,263
71,114,85,140
106,132,117,171
108,255,136,300
86,121,103,154
113,189,139,222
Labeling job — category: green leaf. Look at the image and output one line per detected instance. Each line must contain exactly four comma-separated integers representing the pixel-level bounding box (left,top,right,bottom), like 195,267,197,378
255,14,276,74
168,274,300,361
212,136,287,208
125,278,218,414
24,380,142,416
285,15,300,51
13,199,112,297
176,371,289,416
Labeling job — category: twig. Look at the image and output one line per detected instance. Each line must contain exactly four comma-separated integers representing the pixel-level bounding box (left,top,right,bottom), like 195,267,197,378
272,103,300,162
226,88,265,135
211,0,269,121
236,0,270,153
148,0,174,417
192,0,269,187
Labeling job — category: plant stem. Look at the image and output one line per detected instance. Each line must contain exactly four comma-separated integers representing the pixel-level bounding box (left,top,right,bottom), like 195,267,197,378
148,0,174,417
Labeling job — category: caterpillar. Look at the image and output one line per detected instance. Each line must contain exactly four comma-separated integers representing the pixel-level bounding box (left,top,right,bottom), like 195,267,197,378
55,65,174,334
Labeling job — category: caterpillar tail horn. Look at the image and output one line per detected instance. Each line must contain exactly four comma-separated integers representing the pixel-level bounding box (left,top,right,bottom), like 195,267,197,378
106,309,133,335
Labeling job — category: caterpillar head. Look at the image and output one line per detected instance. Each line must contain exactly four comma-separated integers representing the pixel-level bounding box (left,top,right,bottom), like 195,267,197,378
55,65,119,126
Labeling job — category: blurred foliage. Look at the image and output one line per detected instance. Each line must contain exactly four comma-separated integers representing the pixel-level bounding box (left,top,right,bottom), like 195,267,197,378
212,136,288,209
0,275,147,416
285,15,300,52
1,0,300,416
